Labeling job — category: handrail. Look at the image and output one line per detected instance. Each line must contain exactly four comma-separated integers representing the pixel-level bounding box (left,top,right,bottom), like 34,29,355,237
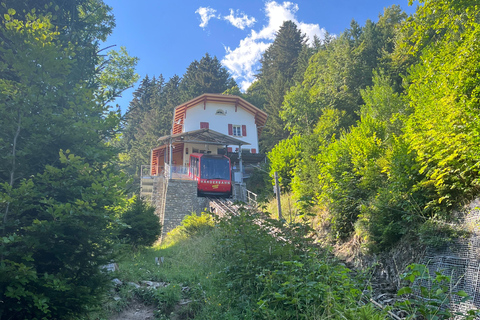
246,189,258,206
164,164,190,180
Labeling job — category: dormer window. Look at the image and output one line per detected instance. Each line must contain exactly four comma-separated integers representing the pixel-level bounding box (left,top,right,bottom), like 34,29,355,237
215,109,226,116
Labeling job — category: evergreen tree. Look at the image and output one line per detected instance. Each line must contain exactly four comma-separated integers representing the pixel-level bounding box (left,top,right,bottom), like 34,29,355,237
281,7,407,135
179,53,236,101
163,74,182,111
255,20,306,151
0,2,137,317
122,76,156,149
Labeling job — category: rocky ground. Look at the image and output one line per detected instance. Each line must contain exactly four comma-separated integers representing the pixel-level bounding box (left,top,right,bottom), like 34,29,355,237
109,301,156,320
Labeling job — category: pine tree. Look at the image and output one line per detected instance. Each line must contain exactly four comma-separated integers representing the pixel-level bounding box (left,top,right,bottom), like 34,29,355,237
179,53,236,101
255,21,306,151
281,7,407,135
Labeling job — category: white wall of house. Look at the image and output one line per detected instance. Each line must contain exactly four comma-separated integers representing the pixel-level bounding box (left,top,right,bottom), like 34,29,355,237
182,101,259,152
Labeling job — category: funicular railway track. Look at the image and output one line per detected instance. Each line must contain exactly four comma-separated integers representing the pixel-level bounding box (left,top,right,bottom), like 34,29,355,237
206,197,238,217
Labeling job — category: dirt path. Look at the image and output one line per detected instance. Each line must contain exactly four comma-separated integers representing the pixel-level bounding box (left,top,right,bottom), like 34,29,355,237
109,301,156,320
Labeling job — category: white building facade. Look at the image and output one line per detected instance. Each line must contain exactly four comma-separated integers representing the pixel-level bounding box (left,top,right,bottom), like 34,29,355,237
150,94,267,171
172,94,267,164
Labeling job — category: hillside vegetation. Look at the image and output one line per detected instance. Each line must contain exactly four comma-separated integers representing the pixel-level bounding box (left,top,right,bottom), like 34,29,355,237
1,0,480,318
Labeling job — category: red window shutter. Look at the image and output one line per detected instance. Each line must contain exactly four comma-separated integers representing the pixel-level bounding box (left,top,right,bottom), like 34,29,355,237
242,125,247,136
251,148,256,154
228,124,233,135
227,147,232,152
200,122,209,129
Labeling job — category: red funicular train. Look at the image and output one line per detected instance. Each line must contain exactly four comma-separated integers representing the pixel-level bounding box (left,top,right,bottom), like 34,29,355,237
189,153,232,197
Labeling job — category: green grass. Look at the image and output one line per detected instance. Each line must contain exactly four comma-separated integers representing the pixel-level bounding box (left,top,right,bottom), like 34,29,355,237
86,211,391,320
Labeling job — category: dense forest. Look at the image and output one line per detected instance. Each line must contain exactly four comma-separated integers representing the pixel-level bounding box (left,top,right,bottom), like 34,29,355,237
1,0,480,318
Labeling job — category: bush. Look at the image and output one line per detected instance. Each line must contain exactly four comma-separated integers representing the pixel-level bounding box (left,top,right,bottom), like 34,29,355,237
212,207,371,319
165,212,214,245
120,196,162,248
0,153,125,319
397,264,479,320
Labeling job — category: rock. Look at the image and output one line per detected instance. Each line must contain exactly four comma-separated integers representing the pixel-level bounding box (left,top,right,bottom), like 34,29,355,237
140,280,168,288
178,299,192,305
103,263,119,272
127,282,141,289
112,278,123,286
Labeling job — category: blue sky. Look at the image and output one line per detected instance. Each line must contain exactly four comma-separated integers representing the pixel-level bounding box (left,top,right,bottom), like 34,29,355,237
103,0,417,113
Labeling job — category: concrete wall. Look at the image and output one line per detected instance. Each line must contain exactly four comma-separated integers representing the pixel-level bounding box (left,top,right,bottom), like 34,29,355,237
155,178,208,241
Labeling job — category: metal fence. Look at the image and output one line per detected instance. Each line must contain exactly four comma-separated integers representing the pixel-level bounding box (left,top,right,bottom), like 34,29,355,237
164,163,190,180
421,198,480,317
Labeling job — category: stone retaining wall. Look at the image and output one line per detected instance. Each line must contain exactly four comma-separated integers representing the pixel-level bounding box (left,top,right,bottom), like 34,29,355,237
155,179,208,241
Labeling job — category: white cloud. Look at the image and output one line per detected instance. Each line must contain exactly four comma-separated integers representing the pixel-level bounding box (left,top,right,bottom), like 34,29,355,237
255,1,298,40
220,1,327,91
195,7,218,29
222,38,270,91
223,9,256,30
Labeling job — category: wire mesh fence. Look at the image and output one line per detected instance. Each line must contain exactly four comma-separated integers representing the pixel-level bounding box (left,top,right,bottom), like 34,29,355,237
421,198,480,316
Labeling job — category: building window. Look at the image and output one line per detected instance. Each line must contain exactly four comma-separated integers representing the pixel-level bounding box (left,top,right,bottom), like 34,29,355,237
232,125,241,136
200,122,209,129
215,109,226,115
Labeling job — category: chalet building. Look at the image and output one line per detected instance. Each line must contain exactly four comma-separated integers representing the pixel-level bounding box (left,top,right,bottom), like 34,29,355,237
150,94,267,176
144,94,267,240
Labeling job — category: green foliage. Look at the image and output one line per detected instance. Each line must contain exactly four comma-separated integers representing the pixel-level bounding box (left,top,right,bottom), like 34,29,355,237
282,7,407,137
268,135,303,190
134,283,182,315
291,108,347,200
0,2,138,318
211,207,374,319
109,227,221,320
98,46,140,104
318,115,388,239
397,263,479,320
256,20,307,151
0,152,126,319
179,53,236,102
0,6,137,184
245,163,273,201
404,1,480,211
165,212,215,245
119,196,162,248
108,208,387,320
257,255,361,319
417,219,469,248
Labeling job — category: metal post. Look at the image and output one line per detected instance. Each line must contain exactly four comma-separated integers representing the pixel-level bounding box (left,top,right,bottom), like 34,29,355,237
169,139,173,179
274,171,282,220
238,145,243,183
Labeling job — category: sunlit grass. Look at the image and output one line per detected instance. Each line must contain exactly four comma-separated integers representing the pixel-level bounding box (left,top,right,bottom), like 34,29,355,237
105,211,390,320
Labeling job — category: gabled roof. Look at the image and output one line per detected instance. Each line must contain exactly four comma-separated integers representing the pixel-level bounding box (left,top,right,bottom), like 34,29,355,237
172,93,268,136
153,128,250,152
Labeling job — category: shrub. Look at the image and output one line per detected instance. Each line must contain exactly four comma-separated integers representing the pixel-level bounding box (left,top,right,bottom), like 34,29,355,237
397,263,479,320
165,212,214,245
212,207,370,319
0,153,125,319
119,196,162,248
